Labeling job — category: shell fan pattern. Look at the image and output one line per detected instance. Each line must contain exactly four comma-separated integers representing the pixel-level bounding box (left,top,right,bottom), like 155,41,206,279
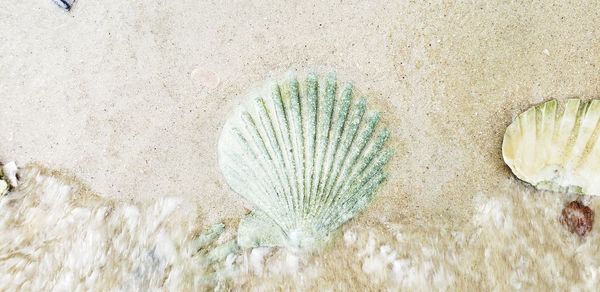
218,72,394,249
503,99,600,196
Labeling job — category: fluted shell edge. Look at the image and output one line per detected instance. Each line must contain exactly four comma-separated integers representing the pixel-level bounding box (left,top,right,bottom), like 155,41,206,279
503,98,600,195
218,72,394,248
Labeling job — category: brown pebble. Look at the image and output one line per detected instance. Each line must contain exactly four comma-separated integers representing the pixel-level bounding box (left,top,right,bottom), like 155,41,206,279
560,201,594,237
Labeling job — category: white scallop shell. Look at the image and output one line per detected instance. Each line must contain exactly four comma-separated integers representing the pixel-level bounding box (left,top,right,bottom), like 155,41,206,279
503,99,600,195
218,72,393,248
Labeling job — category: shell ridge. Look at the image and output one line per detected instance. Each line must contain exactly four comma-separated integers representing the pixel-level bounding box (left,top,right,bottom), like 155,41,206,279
308,75,337,216
570,100,595,157
561,100,586,174
551,99,563,146
251,103,289,196
303,72,320,221
549,100,575,177
333,148,393,220
240,112,289,208
329,110,380,196
259,88,309,230
323,112,382,217
223,151,287,229
314,94,363,220
541,100,557,169
536,102,554,172
288,77,306,221
335,128,391,200
270,85,306,227
322,158,389,230
303,74,318,220
313,84,353,216
552,99,565,160
336,148,393,210
327,171,387,228
570,101,600,173
535,103,549,167
521,108,537,177
326,98,368,192
255,97,296,215
272,84,301,221
577,102,600,172
318,98,378,220
574,100,600,169
234,121,293,228
509,109,526,178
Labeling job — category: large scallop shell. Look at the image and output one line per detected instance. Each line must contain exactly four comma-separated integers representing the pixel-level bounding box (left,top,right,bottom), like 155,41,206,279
502,99,600,195
218,72,393,248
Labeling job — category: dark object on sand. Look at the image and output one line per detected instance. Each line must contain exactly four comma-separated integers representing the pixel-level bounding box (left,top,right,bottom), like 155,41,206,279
560,201,594,237
52,0,75,11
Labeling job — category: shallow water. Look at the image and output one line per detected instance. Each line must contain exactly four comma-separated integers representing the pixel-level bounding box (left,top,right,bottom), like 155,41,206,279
2,164,599,290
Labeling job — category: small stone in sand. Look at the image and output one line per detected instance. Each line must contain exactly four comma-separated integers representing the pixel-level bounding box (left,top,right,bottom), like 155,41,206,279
560,201,594,237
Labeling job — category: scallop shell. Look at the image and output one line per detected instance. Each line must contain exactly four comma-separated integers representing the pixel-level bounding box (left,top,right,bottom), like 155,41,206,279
218,72,393,248
0,180,7,196
503,99,600,195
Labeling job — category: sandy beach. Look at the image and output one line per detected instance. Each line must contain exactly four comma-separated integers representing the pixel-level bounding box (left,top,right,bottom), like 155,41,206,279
2,0,600,289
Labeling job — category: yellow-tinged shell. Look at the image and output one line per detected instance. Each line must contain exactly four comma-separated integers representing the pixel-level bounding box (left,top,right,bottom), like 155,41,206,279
503,99,600,195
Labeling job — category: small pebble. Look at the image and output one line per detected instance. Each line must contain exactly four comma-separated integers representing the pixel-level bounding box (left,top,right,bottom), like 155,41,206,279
2,162,18,188
560,201,594,237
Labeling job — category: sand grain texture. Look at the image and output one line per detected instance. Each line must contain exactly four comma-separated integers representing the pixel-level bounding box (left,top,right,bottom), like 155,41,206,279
1,0,600,289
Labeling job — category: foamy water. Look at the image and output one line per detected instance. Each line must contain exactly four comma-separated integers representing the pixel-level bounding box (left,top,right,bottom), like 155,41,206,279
2,164,599,290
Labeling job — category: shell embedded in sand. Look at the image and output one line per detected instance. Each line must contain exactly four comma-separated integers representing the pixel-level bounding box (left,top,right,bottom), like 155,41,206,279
218,72,394,248
502,99,600,195
0,162,17,196
0,180,7,196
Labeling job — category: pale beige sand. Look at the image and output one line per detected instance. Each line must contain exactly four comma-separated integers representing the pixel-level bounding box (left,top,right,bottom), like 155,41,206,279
1,0,600,289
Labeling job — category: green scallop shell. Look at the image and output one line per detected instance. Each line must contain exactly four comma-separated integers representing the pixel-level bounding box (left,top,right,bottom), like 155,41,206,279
218,72,393,248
